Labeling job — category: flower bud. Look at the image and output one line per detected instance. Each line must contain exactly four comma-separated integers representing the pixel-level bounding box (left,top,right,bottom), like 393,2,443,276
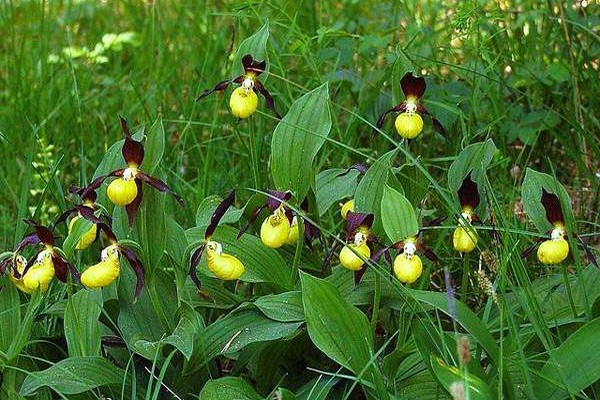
453,226,477,253
229,87,259,119
81,246,120,289
107,178,138,206
339,240,371,271
206,241,245,280
340,199,355,220
393,253,423,283
260,207,291,248
68,215,98,250
537,237,569,265
394,112,424,139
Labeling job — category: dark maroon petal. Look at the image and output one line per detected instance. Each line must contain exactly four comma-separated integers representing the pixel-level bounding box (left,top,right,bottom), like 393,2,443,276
101,336,126,347
345,212,374,241
420,245,439,263
97,223,118,243
400,72,426,99
521,238,544,259
119,117,144,167
0,258,11,274
15,232,41,253
23,221,55,246
322,239,341,272
205,190,235,239
52,254,71,282
189,244,206,290
119,246,145,299
541,189,565,224
418,105,446,136
136,172,185,206
267,190,292,210
76,205,104,225
238,204,268,239
125,180,144,227
52,209,76,231
254,80,281,119
196,79,233,101
372,245,392,263
232,76,244,85
375,103,407,130
242,54,266,75
354,268,367,285
574,234,598,269
458,173,480,210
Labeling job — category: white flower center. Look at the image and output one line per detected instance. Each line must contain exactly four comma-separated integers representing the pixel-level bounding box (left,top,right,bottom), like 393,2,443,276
459,212,473,226
405,100,417,114
241,78,254,92
354,232,365,245
101,245,119,260
403,241,416,258
207,241,223,255
551,227,565,241
123,167,138,181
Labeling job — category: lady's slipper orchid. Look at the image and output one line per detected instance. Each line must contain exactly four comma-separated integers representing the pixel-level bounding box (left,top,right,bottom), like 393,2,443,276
197,54,281,119
86,117,183,226
453,175,479,253
0,221,77,294
189,191,245,289
393,238,423,284
239,190,293,249
338,212,374,272
522,189,597,267
376,72,445,139
80,223,145,297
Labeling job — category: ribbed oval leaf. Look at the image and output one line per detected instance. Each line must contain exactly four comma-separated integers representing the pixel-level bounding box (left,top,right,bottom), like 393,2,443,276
381,185,418,242
200,376,262,400
19,356,125,396
255,291,304,322
447,139,497,194
521,168,572,233
315,168,360,216
195,195,244,227
534,317,600,400
270,83,331,200
64,289,102,357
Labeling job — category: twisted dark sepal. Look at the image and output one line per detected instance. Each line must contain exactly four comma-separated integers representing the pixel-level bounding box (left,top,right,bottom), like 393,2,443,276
196,79,232,101
188,243,206,290
125,180,144,227
541,189,565,225
119,116,144,167
375,103,406,129
458,173,480,210
119,246,145,299
254,79,281,119
52,254,78,283
23,220,55,246
205,190,236,239
345,212,374,241
137,171,185,206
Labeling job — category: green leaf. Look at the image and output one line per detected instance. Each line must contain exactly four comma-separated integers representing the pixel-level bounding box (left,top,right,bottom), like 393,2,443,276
195,194,244,227
141,118,165,175
429,356,494,400
7,290,43,362
199,376,262,400
381,185,418,242
300,273,388,399
19,356,126,396
271,83,331,200
255,291,304,322
233,21,270,77
0,278,20,362
64,289,102,357
133,188,167,272
295,377,339,400
533,318,600,400
521,168,572,233
355,150,397,236
162,302,202,360
315,168,360,216
187,226,291,289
